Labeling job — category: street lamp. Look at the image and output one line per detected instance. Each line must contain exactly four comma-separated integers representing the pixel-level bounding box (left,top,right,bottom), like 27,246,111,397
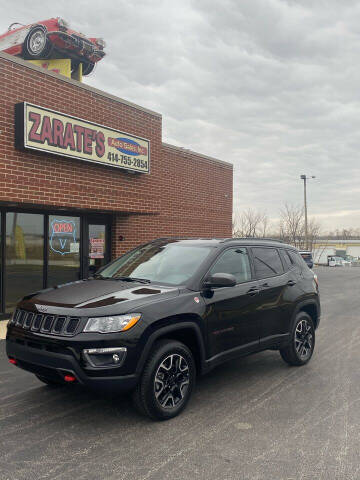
300,175,316,250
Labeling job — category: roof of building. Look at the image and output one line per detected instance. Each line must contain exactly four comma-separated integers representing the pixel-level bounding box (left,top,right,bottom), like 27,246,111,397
162,143,232,168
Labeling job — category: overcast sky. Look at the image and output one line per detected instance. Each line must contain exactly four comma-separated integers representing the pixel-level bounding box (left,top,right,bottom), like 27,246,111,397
1,0,360,231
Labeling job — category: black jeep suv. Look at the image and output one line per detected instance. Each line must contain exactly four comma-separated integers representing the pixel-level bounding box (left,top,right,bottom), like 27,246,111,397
6,238,320,420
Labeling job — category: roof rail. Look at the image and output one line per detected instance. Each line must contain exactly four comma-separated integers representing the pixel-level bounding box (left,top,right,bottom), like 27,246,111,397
222,237,284,243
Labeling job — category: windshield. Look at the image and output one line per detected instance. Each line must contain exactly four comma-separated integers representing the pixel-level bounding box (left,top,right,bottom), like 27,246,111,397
98,241,213,285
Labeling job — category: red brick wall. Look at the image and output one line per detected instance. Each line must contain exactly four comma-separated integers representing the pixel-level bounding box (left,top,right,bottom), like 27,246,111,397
0,53,233,258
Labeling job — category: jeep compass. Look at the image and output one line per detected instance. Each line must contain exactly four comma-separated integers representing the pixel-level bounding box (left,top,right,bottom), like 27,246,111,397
6,238,320,420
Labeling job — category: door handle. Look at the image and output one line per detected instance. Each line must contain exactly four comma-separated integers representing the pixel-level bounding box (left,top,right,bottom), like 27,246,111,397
260,282,270,288
247,286,260,296
287,280,296,286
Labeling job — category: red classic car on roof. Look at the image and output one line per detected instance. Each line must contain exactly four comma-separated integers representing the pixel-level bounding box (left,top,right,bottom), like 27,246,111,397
0,17,106,75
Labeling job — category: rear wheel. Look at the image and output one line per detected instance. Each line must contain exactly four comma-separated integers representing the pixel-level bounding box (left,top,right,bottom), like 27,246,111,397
132,340,196,420
82,61,95,76
280,312,315,366
35,375,63,387
23,27,52,59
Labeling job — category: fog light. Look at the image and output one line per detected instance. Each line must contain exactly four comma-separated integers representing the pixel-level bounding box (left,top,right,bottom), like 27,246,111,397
82,347,127,368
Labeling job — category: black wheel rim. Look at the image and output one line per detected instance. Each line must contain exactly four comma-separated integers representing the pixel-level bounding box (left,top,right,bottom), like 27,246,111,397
154,354,190,409
295,319,313,360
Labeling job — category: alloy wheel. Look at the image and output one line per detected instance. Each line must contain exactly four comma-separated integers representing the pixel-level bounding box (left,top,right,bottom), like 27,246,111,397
295,319,313,360
154,354,190,409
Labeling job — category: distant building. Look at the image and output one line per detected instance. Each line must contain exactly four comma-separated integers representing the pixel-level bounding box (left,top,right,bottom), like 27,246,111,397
312,240,360,264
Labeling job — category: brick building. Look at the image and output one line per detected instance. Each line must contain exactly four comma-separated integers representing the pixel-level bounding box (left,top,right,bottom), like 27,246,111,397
0,51,233,317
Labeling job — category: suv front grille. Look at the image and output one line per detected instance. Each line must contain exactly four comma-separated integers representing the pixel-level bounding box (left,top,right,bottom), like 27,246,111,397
24,312,34,329
11,309,81,337
31,314,43,331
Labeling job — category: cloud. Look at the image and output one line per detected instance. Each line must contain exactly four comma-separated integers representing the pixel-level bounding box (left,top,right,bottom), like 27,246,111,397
1,0,359,231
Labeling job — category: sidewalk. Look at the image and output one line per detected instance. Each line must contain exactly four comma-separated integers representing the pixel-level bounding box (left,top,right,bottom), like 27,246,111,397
0,320,8,340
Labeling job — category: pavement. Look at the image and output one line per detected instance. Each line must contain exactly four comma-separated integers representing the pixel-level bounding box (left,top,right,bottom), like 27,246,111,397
0,266,359,480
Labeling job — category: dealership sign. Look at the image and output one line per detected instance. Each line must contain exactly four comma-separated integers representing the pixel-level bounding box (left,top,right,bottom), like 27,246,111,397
15,103,150,173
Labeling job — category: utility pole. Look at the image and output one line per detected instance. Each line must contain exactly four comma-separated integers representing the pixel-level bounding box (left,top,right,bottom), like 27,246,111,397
300,175,315,250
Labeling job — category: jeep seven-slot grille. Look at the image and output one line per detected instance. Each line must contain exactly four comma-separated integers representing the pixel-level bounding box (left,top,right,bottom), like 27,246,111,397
12,309,81,336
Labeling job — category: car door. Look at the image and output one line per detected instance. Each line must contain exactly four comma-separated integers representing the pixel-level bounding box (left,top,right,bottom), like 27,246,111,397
250,246,291,345
202,247,262,359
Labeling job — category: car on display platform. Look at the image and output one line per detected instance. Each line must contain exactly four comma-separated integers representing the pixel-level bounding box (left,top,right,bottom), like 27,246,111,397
0,17,105,75
6,238,320,420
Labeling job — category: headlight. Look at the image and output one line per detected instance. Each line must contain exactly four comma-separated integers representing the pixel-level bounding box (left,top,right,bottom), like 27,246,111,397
83,313,141,333
57,18,69,29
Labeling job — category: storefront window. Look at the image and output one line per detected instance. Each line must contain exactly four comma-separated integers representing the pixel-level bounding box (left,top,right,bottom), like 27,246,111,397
0,212,2,314
48,215,80,286
5,213,44,313
88,224,107,274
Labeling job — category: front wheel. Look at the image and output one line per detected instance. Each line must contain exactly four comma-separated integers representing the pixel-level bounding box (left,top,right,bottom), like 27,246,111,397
23,27,52,59
280,312,315,366
82,61,95,76
132,340,196,420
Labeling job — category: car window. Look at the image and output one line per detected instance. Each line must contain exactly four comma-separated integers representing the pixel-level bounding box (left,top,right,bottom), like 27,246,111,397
288,250,306,271
99,242,213,285
208,248,252,284
252,247,284,278
279,249,292,270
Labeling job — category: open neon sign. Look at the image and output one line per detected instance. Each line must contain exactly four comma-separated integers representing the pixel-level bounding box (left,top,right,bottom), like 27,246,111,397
49,219,77,255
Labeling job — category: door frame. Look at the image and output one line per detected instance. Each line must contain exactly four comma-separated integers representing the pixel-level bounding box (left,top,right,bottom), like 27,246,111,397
0,206,112,317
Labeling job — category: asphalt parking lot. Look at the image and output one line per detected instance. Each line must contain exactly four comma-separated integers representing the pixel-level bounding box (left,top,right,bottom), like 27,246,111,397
0,266,359,480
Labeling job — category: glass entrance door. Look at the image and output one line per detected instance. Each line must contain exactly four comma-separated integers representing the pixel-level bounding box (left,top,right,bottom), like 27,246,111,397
84,220,111,277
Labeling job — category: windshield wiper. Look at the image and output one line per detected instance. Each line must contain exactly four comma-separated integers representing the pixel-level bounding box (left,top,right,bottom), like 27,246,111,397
112,276,151,284
93,273,106,279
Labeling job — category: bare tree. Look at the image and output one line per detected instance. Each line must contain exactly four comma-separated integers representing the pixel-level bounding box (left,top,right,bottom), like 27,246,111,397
307,217,321,252
279,204,305,249
279,203,321,249
233,209,269,238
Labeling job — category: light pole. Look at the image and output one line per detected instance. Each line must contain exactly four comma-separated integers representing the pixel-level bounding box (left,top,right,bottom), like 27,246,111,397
300,175,315,250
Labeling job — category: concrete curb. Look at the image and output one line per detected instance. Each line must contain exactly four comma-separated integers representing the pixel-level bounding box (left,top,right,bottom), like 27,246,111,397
0,320,8,340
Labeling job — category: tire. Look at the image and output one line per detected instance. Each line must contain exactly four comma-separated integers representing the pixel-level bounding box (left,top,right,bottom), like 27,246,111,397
82,61,95,76
35,374,63,387
280,312,315,366
132,339,196,420
23,27,52,59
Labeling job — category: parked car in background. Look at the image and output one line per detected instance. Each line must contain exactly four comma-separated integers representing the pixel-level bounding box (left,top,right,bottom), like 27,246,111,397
328,256,345,267
6,238,320,420
0,17,106,75
299,251,314,269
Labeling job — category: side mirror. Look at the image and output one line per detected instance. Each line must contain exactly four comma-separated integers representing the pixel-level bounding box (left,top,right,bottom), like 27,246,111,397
203,273,237,289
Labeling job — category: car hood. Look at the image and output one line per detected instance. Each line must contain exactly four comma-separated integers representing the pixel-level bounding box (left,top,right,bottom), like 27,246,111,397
19,278,180,316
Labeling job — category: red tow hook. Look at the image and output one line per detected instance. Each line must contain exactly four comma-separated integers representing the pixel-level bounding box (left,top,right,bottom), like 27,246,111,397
64,374,77,383
9,358,17,365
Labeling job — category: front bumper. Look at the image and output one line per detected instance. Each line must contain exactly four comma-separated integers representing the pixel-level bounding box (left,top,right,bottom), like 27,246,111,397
6,329,138,392
47,31,105,62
